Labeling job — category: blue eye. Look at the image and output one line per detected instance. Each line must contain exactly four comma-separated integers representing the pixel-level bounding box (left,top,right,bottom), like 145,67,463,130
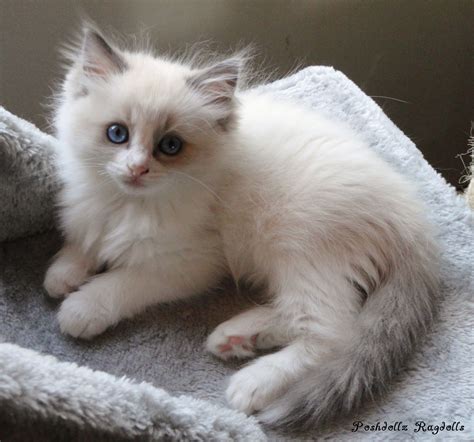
156,135,183,156
106,124,129,144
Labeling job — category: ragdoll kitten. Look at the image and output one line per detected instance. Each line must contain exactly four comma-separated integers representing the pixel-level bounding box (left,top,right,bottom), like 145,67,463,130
44,27,439,427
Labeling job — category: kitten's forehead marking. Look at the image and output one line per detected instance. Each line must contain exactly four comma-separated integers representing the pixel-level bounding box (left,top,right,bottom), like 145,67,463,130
129,110,176,153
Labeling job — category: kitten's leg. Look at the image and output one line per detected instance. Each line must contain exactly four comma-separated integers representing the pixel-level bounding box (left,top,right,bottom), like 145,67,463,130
44,243,95,298
226,340,312,414
226,261,360,414
58,260,222,339
206,305,290,360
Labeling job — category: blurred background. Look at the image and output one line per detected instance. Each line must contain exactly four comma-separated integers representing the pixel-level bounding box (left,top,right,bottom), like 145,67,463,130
1,0,472,188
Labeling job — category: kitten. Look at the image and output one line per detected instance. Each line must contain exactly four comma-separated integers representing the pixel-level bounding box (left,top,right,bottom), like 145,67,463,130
44,26,439,427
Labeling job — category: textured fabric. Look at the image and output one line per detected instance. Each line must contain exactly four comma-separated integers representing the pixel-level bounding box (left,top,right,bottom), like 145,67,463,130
0,107,60,242
0,343,266,441
0,67,473,441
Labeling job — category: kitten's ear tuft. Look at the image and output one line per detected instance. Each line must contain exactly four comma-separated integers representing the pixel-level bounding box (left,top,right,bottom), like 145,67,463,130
188,57,242,106
81,28,127,79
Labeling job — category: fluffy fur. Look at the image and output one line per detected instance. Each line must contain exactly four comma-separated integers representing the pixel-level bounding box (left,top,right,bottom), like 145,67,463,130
44,26,440,427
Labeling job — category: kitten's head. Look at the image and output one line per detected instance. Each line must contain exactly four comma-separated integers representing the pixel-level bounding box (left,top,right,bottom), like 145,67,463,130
56,27,243,196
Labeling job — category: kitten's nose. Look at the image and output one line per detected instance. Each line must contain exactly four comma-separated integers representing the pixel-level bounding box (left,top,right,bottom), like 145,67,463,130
128,164,150,177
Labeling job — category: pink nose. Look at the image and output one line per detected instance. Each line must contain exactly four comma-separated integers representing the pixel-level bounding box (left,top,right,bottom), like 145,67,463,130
128,164,149,177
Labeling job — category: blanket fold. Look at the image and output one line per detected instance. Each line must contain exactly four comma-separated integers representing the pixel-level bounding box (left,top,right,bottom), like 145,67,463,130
0,343,266,441
0,107,60,242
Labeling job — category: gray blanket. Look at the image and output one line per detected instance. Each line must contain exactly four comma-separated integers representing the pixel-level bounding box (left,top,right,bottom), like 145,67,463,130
0,67,472,441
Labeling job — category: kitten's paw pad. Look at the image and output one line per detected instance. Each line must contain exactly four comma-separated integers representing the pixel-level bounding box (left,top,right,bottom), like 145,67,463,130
44,261,88,298
226,364,283,414
206,329,257,360
58,291,114,339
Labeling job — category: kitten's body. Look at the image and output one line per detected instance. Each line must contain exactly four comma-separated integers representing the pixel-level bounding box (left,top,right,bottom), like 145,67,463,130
45,28,439,427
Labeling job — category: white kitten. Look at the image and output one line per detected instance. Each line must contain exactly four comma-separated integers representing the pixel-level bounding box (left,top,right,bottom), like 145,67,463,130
44,27,439,427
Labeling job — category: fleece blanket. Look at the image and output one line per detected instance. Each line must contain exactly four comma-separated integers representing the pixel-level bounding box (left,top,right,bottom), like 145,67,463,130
0,67,473,441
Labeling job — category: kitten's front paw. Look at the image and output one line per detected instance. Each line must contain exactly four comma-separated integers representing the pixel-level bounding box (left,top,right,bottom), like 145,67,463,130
226,363,286,414
58,290,115,339
44,257,89,298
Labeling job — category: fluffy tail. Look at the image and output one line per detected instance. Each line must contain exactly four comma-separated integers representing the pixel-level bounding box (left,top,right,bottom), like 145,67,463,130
259,245,440,428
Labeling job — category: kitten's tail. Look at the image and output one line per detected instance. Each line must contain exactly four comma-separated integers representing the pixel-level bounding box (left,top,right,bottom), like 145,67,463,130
259,242,439,428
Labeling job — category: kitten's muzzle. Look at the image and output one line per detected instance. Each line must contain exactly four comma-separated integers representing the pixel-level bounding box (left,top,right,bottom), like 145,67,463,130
128,164,150,178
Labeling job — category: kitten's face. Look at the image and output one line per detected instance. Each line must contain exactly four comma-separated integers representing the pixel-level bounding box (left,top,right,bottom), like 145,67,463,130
57,30,240,196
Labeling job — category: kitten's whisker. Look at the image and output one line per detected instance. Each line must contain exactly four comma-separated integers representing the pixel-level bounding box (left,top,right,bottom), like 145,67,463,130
170,171,226,206
369,95,410,104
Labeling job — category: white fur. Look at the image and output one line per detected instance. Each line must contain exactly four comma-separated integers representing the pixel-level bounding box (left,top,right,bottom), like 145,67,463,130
46,29,439,425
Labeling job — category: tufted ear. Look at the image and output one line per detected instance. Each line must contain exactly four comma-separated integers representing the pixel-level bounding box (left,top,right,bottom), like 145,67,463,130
187,57,241,107
81,29,127,79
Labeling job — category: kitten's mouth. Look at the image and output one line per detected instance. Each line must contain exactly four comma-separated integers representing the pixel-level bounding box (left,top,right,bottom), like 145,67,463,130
114,175,153,195
125,177,145,188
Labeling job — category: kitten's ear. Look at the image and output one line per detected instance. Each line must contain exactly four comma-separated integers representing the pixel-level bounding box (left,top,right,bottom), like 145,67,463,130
81,29,127,79
188,57,241,107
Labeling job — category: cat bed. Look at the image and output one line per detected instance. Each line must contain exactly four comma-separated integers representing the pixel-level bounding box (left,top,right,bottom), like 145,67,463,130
1,67,472,441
